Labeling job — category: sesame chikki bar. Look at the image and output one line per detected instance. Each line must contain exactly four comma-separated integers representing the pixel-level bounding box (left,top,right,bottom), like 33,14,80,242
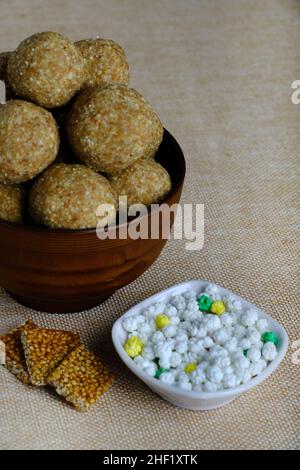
21,323,80,386
0,319,37,384
47,345,114,412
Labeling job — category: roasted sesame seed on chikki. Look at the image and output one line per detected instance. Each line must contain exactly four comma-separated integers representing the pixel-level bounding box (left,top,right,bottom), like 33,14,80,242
0,319,37,384
21,324,80,386
47,345,114,412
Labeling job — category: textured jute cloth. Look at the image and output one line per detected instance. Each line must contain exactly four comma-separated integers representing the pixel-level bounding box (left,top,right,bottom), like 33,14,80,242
0,0,299,450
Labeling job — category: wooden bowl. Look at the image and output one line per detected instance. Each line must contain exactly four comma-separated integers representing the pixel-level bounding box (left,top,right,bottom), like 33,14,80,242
0,129,185,313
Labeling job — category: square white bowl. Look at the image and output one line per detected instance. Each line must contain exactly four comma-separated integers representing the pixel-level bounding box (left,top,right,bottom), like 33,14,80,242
112,280,288,410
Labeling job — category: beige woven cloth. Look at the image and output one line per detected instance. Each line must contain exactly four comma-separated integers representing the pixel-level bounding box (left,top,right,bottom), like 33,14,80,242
0,0,299,450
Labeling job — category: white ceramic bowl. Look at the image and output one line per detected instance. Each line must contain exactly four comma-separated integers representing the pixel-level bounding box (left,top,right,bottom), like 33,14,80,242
112,280,288,410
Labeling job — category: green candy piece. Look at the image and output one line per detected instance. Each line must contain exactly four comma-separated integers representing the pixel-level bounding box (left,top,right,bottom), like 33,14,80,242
261,331,278,345
155,367,169,379
243,349,248,357
197,294,213,312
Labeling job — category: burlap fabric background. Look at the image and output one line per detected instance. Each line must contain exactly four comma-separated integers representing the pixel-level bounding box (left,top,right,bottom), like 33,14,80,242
0,0,299,450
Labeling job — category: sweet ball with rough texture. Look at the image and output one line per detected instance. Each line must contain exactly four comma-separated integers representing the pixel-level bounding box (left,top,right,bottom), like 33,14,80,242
110,158,172,207
29,163,117,230
7,32,86,108
0,100,59,183
66,84,164,175
0,183,24,223
75,38,129,88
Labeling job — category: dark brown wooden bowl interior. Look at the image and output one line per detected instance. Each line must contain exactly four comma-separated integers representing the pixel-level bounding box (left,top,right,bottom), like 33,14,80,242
0,129,186,313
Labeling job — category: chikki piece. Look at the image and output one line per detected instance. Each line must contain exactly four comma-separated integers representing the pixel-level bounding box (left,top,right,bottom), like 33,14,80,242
47,345,114,412
21,325,80,386
0,320,37,384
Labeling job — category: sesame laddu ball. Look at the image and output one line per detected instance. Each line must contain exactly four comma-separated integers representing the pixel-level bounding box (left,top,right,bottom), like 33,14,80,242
29,163,117,230
0,100,59,183
7,32,85,108
66,84,164,175
75,38,129,88
0,183,24,223
110,158,172,207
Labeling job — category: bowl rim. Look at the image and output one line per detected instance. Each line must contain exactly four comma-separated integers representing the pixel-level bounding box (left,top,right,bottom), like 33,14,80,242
112,280,289,400
0,128,186,235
